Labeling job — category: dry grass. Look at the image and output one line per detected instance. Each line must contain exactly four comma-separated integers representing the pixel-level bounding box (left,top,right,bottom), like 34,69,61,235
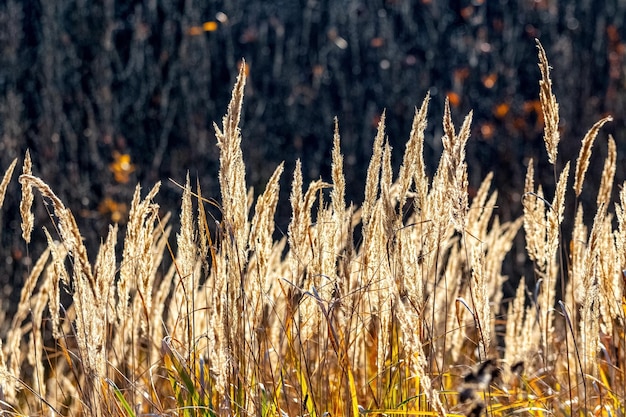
0,41,624,417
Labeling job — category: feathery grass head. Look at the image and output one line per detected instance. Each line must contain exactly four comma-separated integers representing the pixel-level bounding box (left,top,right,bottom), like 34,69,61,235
0,158,17,212
214,60,249,261
19,174,97,298
536,39,560,165
597,134,616,208
331,117,345,217
397,92,430,215
20,150,34,243
442,97,472,233
574,115,613,197
362,110,386,228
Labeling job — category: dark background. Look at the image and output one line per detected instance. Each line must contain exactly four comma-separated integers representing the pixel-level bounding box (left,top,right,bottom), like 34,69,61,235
1,0,625,307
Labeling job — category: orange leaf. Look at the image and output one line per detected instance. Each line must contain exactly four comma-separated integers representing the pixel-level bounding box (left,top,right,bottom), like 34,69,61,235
480,122,495,140
453,67,470,84
493,102,509,119
482,73,497,89
447,91,461,107
370,37,384,48
98,197,128,223
187,26,203,36
202,21,218,32
109,151,135,184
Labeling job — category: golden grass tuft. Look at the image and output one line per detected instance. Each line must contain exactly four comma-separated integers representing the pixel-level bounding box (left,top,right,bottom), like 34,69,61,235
0,158,17,211
0,42,625,417
597,134,616,208
442,97,472,233
536,39,560,165
574,115,613,197
20,149,34,243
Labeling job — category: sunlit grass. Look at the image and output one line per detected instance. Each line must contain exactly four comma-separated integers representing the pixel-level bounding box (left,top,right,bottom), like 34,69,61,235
0,40,624,416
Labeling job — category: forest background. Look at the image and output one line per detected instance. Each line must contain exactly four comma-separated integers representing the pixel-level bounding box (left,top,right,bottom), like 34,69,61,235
0,0,624,314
